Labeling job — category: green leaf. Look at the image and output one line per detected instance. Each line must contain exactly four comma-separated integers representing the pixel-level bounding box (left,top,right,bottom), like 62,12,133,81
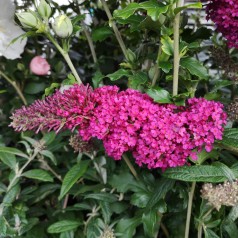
221,218,238,238
42,132,56,145
174,2,202,15
218,128,238,152
59,161,90,200
180,57,208,79
3,184,20,205
0,147,28,158
100,201,112,224
128,72,148,89
213,162,236,182
146,178,175,209
107,69,132,81
40,150,57,165
142,210,160,237
24,82,46,94
47,220,81,234
85,193,117,203
163,165,232,182
159,61,173,73
22,169,54,182
92,26,113,42
0,152,16,169
114,3,140,19
109,171,135,193
161,35,174,55
131,192,151,208
211,80,234,92
92,70,104,88
140,0,169,21
44,83,60,96
146,88,172,103
0,217,7,236
116,217,141,238
204,228,220,238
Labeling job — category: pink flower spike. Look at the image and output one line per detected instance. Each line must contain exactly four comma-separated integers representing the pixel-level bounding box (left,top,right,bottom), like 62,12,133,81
30,56,51,76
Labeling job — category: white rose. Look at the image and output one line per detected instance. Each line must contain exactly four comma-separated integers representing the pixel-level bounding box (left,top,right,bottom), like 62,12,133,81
0,0,27,60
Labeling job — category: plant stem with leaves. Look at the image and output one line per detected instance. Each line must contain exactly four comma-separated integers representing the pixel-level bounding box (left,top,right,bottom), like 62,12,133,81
46,33,82,84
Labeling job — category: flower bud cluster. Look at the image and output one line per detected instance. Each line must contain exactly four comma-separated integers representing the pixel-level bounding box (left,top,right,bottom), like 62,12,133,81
201,180,238,210
16,0,73,38
204,0,238,48
100,228,116,238
10,84,227,170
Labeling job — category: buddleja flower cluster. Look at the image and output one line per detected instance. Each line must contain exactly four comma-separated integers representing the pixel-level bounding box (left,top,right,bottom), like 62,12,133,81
205,0,238,48
10,84,227,170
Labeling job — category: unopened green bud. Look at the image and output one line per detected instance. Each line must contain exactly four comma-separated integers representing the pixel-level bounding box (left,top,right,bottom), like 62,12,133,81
38,0,52,19
52,15,73,38
16,11,39,28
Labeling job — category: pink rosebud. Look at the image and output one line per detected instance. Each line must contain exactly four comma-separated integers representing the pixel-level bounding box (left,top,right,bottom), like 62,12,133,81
30,56,50,75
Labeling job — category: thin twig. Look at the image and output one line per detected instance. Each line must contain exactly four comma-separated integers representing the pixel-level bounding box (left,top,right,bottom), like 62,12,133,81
0,71,27,105
172,0,184,96
122,154,139,180
82,23,98,64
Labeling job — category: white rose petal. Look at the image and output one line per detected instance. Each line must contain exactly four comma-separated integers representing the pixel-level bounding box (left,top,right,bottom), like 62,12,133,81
0,0,15,20
0,1,27,59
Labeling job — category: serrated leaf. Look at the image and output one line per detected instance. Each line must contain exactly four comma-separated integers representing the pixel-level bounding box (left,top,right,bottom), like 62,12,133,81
163,165,231,182
0,217,7,236
59,161,90,200
107,69,132,81
92,26,113,42
211,80,234,92
221,218,238,238
140,0,169,21
146,88,172,103
180,57,208,79
114,3,140,19
47,220,81,234
213,162,236,182
0,152,16,169
0,147,28,158
22,169,54,182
